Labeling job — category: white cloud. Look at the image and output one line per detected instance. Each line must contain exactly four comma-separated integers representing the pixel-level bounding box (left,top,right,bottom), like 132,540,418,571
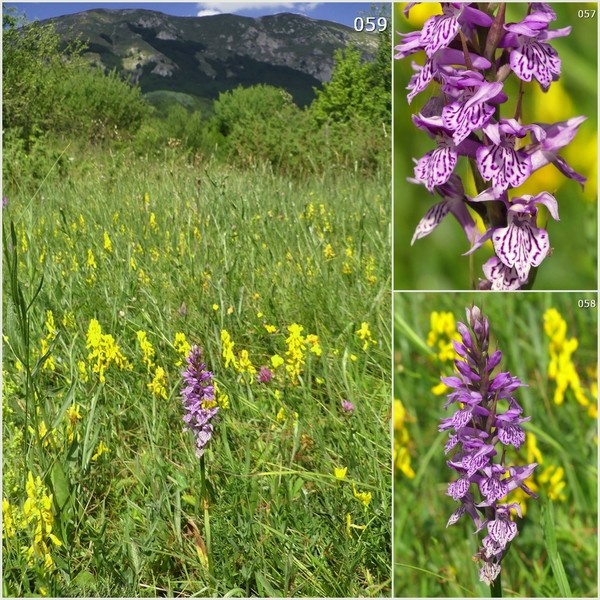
196,2,319,15
197,9,223,17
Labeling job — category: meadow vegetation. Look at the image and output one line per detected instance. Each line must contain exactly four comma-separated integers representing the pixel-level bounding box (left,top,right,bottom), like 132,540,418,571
2,10,392,597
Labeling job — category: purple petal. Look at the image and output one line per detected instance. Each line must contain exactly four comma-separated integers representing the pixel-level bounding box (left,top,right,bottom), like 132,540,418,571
411,200,450,245
510,40,561,91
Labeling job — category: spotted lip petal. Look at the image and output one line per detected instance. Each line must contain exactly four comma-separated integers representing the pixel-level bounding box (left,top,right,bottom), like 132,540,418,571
407,59,434,104
422,8,461,57
414,142,458,192
510,39,561,91
442,82,503,145
492,214,549,281
476,144,532,194
487,516,518,548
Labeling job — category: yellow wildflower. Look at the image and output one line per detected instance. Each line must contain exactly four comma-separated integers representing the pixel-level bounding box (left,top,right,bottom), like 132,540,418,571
78,360,89,383
306,334,322,356
352,483,372,508
40,338,55,372
137,330,155,371
271,354,284,368
103,231,113,253
212,304,219,311
427,311,460,362
285,324,306,384
173,332,191,366
86,249,97,270
65,403,82,443
334,467,348,480
22,472,62,569
2,498,16,538
323,243,336,260
221,330,237,369
86,319,132,382
394,399,416,478
237,349,257,376
356,322,376,351
44,310,57,341
92,440,110,461
264,324,277,334
148,366,168,399
544,308,589,407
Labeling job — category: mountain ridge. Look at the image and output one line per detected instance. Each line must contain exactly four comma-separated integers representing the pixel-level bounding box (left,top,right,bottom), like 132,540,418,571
43,8,378,107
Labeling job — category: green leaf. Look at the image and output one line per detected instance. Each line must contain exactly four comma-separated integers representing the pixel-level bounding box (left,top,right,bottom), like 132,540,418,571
51,461,71,513
542,498,572,598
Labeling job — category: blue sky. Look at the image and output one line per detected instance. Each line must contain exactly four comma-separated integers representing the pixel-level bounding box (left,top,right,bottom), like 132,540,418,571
4,2,387,28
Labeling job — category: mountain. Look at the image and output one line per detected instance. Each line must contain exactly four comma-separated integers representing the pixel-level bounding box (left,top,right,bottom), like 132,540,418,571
44,8,379,108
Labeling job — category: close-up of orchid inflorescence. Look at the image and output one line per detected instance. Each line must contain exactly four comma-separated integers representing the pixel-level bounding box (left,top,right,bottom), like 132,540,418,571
395,2,588,290
440,305,537,590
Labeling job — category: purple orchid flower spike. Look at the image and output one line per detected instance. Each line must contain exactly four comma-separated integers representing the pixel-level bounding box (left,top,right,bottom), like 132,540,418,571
441,306,537,586
181,345,219,457
397,3,587,289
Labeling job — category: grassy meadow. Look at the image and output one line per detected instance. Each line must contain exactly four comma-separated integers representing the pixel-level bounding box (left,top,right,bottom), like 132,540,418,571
2,146,392,596
394,292,597,597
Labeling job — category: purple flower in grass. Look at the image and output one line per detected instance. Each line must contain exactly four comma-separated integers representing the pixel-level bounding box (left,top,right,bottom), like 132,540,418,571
181,345,219,458
341,399,355,414
257,367,273,383
442,306,537,585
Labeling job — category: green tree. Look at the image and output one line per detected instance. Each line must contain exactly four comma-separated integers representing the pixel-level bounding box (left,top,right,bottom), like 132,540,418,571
3,9,147,143
310,10,391,127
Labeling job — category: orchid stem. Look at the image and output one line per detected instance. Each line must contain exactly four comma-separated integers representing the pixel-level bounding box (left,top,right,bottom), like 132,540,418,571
200,454,213,576
491,570,503,597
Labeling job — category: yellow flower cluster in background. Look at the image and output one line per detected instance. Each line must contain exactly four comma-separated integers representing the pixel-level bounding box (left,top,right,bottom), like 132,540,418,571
285,323,321,384
356,322,377,352
544,308,595,415
137,330,155,371
3,472,62,570
394,399,415,479
148,366,168,399
86,319,132,383
173,332,191,367
427,311,461,395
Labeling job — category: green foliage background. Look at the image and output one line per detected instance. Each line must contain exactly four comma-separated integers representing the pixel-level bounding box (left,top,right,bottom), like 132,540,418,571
393,3,598,290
